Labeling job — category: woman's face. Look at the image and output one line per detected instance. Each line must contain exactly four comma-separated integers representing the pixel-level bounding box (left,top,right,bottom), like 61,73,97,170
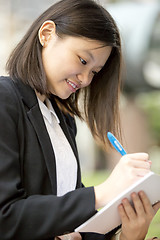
42,35,112,99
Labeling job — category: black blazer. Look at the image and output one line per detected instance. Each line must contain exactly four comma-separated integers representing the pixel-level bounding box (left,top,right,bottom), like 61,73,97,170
0,76,116,240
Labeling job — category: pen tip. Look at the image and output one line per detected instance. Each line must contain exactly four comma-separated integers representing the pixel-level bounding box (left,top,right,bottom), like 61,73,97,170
107,132,112,137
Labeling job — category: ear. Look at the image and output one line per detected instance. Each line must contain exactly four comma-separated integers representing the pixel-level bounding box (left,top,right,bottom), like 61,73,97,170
38,20,56,47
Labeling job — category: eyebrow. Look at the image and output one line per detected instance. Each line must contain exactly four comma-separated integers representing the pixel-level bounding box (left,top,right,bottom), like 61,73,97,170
87,51,104,69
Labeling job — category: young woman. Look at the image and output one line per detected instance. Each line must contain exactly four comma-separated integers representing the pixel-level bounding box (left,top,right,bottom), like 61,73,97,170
0,0,159,239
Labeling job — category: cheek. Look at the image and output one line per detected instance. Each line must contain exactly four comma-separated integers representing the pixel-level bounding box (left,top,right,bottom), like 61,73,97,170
42,48,80,78
61,62,81,78
42,47,61,68
42,51,52,74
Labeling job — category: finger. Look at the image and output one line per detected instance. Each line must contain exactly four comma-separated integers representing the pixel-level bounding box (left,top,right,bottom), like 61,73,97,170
153,201,160,213
57,234,71,240
121,198,137,220
133,168,151,177
133,160,151,170
69,233,82,240
118,203,129,223
126,153,149,161
125,158,151,170
147,238,159,240
131,192,146,216
138,191,154,215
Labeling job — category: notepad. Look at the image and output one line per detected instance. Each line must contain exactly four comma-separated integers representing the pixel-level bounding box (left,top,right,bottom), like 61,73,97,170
75,172,160,234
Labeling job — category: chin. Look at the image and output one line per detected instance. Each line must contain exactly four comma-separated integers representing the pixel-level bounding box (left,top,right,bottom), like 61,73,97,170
56,92,72,100
49,90,70,99
59,95,71,100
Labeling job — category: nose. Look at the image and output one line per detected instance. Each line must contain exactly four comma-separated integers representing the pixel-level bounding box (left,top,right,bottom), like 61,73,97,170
76,72,92,87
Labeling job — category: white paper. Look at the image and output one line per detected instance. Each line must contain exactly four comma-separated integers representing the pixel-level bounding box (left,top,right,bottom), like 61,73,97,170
75,172,160,234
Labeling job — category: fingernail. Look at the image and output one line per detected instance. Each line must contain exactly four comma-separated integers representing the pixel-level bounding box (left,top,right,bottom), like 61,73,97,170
118,204,123,209
131,192,136,198
139,191,144,196
122,198,128,204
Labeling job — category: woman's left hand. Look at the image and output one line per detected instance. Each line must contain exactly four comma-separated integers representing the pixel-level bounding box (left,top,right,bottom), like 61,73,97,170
55,232,82,240
118,191,158,240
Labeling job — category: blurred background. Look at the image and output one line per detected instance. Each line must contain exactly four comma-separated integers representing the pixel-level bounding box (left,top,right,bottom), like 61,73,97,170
0,0,160,236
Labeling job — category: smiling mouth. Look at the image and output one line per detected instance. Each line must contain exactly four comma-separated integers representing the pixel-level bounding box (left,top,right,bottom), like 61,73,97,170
66,79,79,90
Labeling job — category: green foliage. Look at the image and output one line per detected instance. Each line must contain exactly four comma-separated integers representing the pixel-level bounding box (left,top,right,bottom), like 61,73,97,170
82,170,109,187
136,91,160,144
145,210,160,238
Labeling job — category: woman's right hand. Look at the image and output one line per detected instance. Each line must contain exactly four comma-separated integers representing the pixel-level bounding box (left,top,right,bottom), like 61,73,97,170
94,153,151,209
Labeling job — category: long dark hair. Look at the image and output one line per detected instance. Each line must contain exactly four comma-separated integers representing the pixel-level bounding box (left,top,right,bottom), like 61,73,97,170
6,0,122,147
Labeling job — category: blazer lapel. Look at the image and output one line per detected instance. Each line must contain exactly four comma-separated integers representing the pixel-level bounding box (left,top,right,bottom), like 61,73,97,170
27,106,57,194
14,80,57,194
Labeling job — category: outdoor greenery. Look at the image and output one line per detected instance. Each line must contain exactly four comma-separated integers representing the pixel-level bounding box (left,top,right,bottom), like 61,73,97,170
82,171,160,239
136,91,160,238
136,91,160,145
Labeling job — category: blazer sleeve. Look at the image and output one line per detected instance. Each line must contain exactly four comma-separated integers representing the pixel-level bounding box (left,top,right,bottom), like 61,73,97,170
0,80,97,240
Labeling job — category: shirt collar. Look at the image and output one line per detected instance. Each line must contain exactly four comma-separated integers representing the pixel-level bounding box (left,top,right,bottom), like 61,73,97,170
37,97,60,125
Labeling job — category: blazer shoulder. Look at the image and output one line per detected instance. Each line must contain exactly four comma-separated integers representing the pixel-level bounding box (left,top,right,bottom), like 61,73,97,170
0,76,22,110
0,76,18,95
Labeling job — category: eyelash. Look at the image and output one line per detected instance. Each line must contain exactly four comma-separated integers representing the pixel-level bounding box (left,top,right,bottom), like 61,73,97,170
80,57,87,65
79,57,98,76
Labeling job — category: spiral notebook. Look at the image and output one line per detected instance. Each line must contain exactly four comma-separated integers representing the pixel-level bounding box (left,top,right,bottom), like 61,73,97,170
75,171,160,234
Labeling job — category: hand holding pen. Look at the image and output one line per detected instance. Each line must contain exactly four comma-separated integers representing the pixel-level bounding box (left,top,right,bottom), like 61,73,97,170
107,132,151,176
106,131,151,191
94,132,151,209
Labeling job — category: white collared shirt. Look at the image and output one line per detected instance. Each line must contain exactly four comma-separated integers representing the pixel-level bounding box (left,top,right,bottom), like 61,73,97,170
37,97,77,196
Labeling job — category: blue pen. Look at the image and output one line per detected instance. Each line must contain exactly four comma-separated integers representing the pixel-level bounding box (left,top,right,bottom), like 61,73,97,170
107,132,127,156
